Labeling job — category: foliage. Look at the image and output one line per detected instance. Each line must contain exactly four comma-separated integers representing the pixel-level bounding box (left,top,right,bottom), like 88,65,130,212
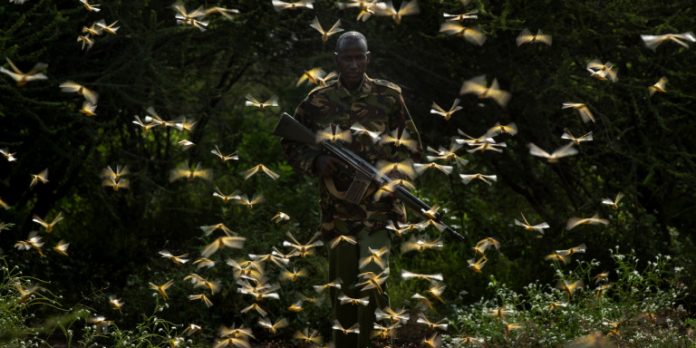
0,260,87,347
1,0,695,346
444,249,694,347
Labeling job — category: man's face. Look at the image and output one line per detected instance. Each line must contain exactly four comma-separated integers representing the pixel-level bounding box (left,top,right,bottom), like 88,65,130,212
335,43,370,86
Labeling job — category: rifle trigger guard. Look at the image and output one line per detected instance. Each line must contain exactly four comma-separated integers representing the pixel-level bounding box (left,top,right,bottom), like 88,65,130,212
323,171,373,205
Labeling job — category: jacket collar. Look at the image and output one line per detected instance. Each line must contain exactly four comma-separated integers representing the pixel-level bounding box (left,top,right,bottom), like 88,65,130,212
336,73,373,99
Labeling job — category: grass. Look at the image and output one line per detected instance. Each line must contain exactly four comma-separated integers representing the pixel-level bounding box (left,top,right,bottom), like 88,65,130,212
2,248,694,347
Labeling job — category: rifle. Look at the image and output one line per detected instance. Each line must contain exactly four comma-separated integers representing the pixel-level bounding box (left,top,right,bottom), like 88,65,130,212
273,112,465,242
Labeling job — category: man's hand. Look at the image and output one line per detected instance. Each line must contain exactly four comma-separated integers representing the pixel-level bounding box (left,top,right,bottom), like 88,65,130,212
313,154,344,177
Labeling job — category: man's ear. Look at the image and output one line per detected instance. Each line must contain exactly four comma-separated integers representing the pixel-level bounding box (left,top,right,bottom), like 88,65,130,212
333,52,339,65
365,51,371,64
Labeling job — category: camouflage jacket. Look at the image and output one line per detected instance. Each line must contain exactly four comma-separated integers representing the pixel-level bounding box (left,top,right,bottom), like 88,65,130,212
282,74,423,237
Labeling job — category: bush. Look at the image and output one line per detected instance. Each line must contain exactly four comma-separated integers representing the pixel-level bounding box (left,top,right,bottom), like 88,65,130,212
444,249,694,347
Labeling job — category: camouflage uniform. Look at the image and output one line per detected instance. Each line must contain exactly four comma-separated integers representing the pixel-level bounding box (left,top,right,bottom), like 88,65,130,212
282,73,422,348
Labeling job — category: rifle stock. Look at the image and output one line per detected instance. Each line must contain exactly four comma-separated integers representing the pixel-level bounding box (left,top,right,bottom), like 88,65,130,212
273,113,316,145
274,112,466,242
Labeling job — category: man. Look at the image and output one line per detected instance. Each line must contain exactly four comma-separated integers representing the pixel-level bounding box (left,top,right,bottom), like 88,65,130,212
282,31,422,347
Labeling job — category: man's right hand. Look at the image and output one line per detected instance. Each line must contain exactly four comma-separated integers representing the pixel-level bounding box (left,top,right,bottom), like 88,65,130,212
313,154,344,177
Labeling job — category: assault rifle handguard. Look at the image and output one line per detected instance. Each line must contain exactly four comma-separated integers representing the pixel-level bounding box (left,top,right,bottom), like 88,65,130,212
274,112,465,242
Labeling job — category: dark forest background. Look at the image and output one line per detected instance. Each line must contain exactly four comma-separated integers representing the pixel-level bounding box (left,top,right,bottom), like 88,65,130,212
1,0,695,346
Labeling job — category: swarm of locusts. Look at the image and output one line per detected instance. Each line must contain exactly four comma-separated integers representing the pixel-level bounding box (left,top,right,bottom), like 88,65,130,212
2,0,692,347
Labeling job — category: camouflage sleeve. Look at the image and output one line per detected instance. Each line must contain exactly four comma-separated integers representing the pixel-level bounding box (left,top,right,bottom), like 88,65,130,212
390,93,424,164
281,96,322,177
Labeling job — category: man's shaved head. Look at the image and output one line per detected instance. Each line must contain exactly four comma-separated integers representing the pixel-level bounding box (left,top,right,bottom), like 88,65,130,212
335,31,369,53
